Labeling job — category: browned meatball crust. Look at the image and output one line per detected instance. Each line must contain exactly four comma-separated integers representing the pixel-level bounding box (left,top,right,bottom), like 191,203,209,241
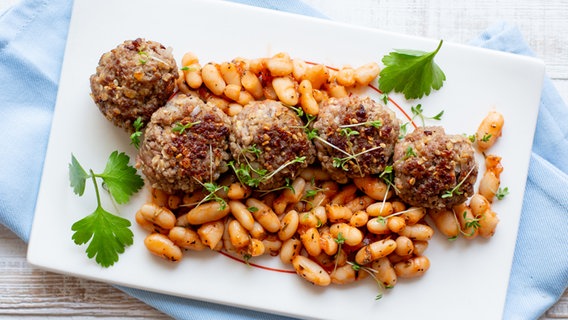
312,96,401,183
90,38,178,132
137,94,231,194
229,100,316,190
393,126,478,209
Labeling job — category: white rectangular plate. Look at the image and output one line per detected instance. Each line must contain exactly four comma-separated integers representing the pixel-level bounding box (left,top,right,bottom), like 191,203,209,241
28,0,545,319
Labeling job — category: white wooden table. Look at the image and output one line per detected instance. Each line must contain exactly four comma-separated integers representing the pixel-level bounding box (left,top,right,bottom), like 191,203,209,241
1,0,566,318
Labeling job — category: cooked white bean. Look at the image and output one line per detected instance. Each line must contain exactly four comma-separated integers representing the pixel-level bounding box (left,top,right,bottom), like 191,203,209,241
273,177,306,214
144,233,182,262
249,221,267,240
186,201,231,225
139,203,176,230
219,61,241,86
246,238,265,257
330,184,358,205
479,171,500,202
326,204,353,222
229,200,255,231
413,240,429,256
366,217,391,235
292,255,331,286
135,209,167,234
280,238,302,264
344,195,375,213
197,220,225,250
278,210,300,241
292,59,308,81
394,256,430,278
301,227,322,257
202,63,226,96
298,79,319,116
318,226,338,256
272,76,298,106
241,70,264,99
354,62,380,86
476,110,504,151
397,223,434,241
329,223,363,247
151,188,169,207
454,203,478,239
401,207,426,225
303,64,329,90
245,198,281,233
478,210,500,238
387,216,406,233
366,202,394,217
229,220,250,248
395,236,414,256
428,208,459,239
169,226,206,251
336,66,356,87
227,182,251,200
350,210,369,228
354,239,397,265
330,264,357,285
266,52,293,76
371,257,397,288
353,176,393,201
262,236,282,256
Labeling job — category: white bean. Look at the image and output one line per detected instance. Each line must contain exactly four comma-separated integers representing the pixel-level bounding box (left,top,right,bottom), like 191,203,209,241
292,255,331,286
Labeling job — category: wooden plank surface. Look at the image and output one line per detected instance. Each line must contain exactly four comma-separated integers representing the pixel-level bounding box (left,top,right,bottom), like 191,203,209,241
1,0,567,319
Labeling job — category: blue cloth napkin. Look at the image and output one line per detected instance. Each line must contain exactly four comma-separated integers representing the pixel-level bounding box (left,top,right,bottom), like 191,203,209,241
1,0,566,319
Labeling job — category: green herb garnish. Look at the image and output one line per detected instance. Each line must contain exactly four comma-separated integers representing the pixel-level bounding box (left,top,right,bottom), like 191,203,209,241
129,117,144,149
379,40,446,99
69,151,144,267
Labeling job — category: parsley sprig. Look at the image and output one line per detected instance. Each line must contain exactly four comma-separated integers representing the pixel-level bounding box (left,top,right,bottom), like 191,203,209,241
69,151,144,267
379,40,446,99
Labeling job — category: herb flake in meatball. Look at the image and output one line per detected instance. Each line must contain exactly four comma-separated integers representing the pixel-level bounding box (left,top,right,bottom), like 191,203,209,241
393,126,478,209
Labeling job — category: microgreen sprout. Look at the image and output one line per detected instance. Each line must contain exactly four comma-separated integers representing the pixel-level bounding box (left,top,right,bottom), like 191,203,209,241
129,117,144,149
379,92,389,105
404,146,417,159
440,166,476,199
348,261,386,300
193,178,229,210
339,127,360,138
332,232,346,273
339,119,383,129
480,133,492,142
496,187,509,200
411,104,444,127
399,122,409,140
172,121,201,134
332,145,383,172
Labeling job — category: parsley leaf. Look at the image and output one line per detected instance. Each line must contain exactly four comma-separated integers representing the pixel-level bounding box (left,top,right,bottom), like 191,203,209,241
96,151,144,204
69,154,90,196
379,40,446,99
71,203,134,268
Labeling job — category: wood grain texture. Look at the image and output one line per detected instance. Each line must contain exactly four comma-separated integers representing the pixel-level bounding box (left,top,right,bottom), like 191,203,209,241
1,0,567,319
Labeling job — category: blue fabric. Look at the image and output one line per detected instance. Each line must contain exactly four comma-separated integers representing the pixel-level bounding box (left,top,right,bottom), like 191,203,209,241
0,1,566,319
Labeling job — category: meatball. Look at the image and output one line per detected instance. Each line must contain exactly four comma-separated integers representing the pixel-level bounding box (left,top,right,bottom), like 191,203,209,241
137,94,231,194
90,38,178,132
312,96,400,183
393,126,478,209
229,100,316,190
